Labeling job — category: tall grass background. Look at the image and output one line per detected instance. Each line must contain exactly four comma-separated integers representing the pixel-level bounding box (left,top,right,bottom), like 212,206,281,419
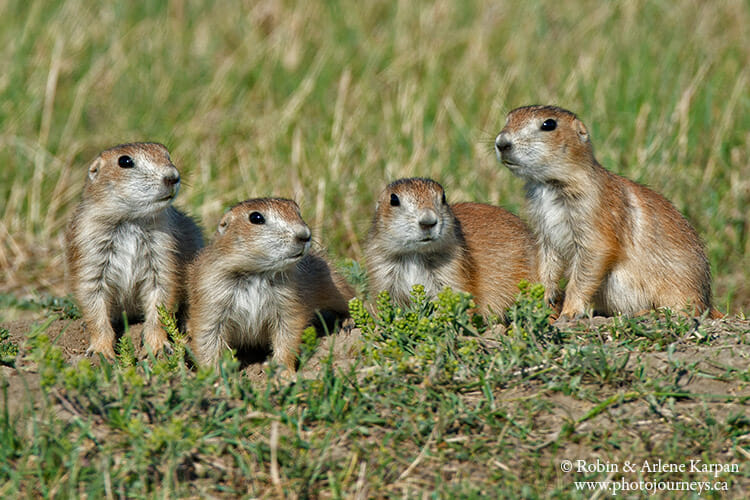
1,0,748,312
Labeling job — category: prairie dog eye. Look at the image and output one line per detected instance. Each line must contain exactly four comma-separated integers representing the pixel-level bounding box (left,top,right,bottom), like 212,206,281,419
249,212,265,224
540,119,557,132
390,193,400,207
441,192,447,205
118,155,135,168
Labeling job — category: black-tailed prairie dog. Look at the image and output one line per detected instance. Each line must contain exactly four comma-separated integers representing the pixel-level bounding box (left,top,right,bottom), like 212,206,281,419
494,105,717,318
187,198,354,371
65,142,204,358
365,177,537,314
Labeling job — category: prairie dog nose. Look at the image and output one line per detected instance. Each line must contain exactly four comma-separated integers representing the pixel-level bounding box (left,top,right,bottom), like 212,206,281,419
295,225,312,243
163,172,180,187
418,209,438,230
495,133,512,154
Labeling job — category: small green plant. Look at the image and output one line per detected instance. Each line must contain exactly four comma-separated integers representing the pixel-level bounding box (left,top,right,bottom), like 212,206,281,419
297,348,361,423
25,322,66,388
34,295,82,320
0,293,37,312
117,335,137,367
338,258,369,298
350,285,488,384
62,358,99,392
0,328,18,366
506,281,559,344
561,343,632,386
157,304,188,369
299,325,320,366
0,294,82,319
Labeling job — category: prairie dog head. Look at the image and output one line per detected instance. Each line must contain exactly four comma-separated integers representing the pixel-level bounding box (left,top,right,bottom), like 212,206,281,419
83,142,181,218
494,105,596,183
213,198,312,273
370,178,457,256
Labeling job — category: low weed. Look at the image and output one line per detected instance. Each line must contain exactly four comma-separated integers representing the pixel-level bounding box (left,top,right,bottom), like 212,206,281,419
0,293,81,320
350,285,490,384
0,328,18,367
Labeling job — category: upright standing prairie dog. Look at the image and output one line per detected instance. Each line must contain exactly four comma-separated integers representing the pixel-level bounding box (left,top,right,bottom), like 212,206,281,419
66,143,204,358
495,105,715,317
188,199,354,371
365,178,537,314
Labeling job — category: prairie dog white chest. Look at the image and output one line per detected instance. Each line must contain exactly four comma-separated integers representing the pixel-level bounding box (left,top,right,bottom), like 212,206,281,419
527,183,578,258
85,220,173,313
385,255,453,303
222,274,295,347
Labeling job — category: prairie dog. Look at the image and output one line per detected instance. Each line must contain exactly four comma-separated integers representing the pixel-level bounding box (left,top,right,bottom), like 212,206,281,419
187,199,354,371
495,105,714,317
65,142,204,358
365,178,537,314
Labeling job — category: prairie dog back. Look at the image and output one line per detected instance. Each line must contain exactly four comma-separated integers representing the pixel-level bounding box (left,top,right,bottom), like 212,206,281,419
65,142,203,358
365,178,537,314
451,201,537,312
495,105,714,317
188,199,354,371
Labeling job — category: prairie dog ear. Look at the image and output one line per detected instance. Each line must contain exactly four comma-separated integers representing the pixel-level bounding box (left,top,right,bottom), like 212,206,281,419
88,157,104,181
217,211,234,236
575,118,589,143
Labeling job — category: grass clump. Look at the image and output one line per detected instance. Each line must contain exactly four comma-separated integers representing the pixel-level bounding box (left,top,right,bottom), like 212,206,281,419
351,285,488,384
0,328,18,367
350,282,570,389
156,304,189,370
507,280,561,344
0,294,81,320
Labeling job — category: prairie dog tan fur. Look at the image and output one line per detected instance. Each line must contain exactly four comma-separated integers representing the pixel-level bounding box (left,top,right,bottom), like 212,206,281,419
495,105,715,317
365,178,537,314
65,142,204,358
187,199,354,371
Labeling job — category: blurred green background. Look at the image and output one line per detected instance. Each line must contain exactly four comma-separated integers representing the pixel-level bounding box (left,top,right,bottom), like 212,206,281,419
1,0,748,312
